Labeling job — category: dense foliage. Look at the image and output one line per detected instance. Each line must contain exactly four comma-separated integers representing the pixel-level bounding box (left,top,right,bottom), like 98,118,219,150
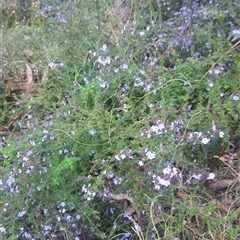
1,0,240,239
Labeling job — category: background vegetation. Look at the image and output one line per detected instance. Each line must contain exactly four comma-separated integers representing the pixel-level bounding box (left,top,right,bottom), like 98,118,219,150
1,0,240,239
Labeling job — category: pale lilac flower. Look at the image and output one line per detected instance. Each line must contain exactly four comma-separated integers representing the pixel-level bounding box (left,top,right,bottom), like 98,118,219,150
151,122,166,135
7,175,15,186
100,44,107,51
232,29,240,35
140,69,146,75
192,173,202,180
18,210,27,217
43,225,52,231
153,175,170,188
189,131,202,141
107,172,114,179
122,63,128,69
0,225,6,233
147,133,151,138
105,56,111,64
133,222,142,234
205,42,211,49
159,178,170,187
232,95,239,101
163,166,178,178
75,229,82,235
124,211,132,219
163,167,171,175
109,207,115,215
113,177,122,185
90,129,97,136
24,232,32,239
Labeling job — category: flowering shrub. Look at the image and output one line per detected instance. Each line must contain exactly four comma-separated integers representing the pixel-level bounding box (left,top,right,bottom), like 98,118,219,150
1,0,240,239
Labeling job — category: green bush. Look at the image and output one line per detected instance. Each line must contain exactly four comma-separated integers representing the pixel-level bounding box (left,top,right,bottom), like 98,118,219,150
1,0,240,239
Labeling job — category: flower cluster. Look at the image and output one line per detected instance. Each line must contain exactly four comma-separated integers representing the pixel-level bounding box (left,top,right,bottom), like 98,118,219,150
151,164,179,190
81,183,96,201
115,149,134,162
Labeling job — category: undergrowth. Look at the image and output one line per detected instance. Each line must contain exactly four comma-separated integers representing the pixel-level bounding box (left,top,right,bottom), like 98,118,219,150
1,0,240,239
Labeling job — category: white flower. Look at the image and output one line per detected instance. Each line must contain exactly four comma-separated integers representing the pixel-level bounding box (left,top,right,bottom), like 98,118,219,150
207,173,215,180
201,137,210,144
146,151,156,160
219,131,224,138
159,179,170,187
120,153,126,160
147,133,151,138
138,160,144,166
